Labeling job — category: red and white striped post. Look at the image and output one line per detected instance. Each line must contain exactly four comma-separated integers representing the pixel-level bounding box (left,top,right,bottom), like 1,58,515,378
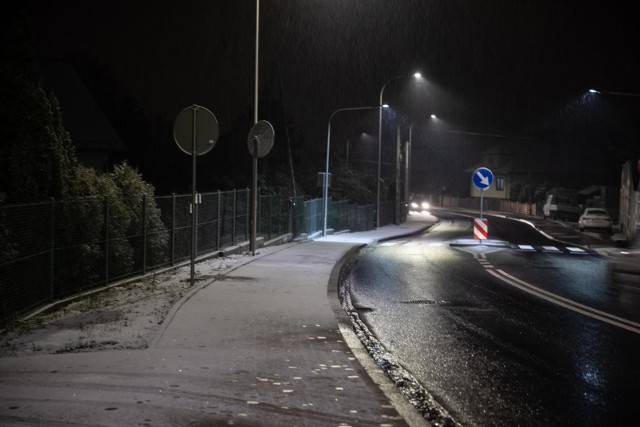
471,167,493,241
474,218,488,240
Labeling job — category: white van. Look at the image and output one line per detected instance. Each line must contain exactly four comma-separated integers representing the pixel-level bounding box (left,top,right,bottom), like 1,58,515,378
542,188,581,220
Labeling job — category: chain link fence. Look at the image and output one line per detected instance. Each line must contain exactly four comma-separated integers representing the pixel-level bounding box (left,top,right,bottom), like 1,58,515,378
3,188,540,325
0,190,384,325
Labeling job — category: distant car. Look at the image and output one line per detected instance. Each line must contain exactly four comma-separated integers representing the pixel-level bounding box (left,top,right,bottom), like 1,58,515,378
608,249,640,295
578,207,612,232
409,196,429,212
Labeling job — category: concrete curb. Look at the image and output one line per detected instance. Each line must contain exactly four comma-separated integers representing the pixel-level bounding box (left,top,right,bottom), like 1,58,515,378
322,223,439,426
326,244,429,427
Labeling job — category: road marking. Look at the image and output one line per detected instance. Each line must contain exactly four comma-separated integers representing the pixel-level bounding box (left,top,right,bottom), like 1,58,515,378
473,254,640,334
566,247,586,253
401,240,595,256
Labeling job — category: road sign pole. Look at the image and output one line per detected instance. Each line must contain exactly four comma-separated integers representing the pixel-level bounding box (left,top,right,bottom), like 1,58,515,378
245,121,275,256
172,104,219,285
251,137,258,256
190,107,197,286
472,166,493,238
472,167,493,220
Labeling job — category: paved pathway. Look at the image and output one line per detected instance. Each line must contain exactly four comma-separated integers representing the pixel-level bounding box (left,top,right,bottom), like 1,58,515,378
0,220,433,426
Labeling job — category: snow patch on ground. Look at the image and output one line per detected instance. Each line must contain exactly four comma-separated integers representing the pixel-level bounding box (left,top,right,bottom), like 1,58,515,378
0,246,288,357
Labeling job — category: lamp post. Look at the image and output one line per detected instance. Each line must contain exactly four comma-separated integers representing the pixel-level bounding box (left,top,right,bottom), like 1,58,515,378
377,72,422,228
405,114,436,215
254,0,260,124
323,106,382,237
405,124,413,216
588,88,640,242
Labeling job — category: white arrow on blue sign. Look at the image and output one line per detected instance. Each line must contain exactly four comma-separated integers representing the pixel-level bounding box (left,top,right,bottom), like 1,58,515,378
472,167,494,190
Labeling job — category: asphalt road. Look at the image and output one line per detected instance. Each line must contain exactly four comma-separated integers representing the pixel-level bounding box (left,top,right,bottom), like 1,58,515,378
347,209,640,425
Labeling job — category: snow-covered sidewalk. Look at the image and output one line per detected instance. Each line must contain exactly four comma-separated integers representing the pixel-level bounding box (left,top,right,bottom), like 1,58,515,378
0,245,288,357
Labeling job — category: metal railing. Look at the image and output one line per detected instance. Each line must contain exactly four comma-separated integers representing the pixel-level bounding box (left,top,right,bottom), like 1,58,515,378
0,190,386,324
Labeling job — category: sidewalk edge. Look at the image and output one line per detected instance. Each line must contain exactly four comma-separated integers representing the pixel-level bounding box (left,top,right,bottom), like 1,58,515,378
327,244,429,427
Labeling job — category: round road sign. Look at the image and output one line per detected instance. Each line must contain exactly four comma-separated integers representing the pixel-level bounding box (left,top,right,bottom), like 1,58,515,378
472,167,494,191
173,105,219,156
247,120,275,158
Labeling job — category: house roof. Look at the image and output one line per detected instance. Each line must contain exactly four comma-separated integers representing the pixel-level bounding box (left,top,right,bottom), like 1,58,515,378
465,143,516,174
41,62,125,152
466,140,588,176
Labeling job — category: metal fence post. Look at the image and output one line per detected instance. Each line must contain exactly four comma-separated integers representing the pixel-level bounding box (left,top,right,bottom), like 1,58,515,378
232,189,237,245
268,193,273,240
142,195,147,275
256,187,261,238
104,196,109,285
217,190,222,251
246,188,250,241
288,198,293,235
171,193,176,266
49,197,55,301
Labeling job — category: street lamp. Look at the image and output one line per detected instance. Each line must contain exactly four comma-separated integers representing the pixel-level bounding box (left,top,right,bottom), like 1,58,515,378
377,72,422,228
323,106,383,237
589,89,640,98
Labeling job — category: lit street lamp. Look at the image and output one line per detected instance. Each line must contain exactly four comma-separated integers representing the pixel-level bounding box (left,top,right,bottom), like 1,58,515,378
589,89,640,98
377,72,422,228
323,106,382,237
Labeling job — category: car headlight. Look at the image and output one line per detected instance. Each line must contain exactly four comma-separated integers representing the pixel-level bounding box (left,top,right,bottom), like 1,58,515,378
411,202,419,209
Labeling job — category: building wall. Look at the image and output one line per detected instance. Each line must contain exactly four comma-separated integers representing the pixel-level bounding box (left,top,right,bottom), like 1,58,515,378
470,173,509,199
619,161,639,243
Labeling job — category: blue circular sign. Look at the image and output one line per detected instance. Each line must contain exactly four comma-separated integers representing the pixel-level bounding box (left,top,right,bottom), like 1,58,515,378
472,167,494,190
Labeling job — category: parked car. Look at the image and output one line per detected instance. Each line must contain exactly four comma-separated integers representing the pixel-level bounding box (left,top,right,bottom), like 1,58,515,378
608,249,640,295
578,207,612,232
542,187,581,220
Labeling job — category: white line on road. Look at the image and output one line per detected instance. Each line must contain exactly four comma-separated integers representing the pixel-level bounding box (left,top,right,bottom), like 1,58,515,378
486,268,640,334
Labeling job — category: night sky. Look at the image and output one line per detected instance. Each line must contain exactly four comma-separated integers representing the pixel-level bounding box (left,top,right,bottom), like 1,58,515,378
16,1,640,195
